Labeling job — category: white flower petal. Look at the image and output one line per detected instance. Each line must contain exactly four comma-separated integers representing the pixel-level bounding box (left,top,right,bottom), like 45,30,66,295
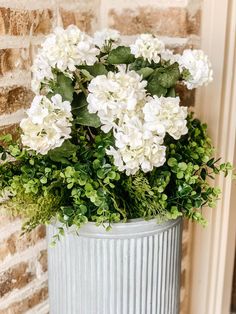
20,94,72,155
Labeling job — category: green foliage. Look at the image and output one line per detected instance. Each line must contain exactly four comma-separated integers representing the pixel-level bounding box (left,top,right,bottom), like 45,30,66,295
146,63,180,96
51,72,74,102
137,67,154,79
146,81,167,97
155,63,180,88
107,46,135,64
48,140,78,164
0,36,234,236
0,114,233,234
73,94,101,128
78,64,108,77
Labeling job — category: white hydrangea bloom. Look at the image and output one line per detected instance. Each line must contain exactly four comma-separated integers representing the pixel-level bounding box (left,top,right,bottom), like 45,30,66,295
130,34,165,63
107,115,166,175
20,95,72,155
160,49,179,65
31,25,99,93
93,28,121,52
143,96,188,140
87,70,147,132
87,67,189,175
107,133,166,175
31,53,55,94
178,49,213,89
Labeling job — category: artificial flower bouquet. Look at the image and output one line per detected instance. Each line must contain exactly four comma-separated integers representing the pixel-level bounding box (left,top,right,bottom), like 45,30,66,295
0,26,232,235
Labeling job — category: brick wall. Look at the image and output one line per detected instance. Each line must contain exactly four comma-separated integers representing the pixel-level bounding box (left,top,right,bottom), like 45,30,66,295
0,0,201,313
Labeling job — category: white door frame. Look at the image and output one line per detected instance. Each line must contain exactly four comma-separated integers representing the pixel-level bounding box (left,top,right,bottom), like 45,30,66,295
190,0,236,313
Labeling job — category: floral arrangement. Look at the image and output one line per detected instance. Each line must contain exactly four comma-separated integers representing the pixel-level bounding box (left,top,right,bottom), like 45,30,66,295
0,26,233,235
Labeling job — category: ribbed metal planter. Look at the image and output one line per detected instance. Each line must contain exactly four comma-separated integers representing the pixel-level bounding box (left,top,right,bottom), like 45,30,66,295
47,218,182,314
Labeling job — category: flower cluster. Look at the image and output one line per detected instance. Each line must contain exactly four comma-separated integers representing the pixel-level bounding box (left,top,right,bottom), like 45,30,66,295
94,29,121,52
178,49,213,89
143,96,188,140
25,28,213,175
130,35,212,89
130,34,165,63
31,25,99,93
20,95,72,155
87,70,188,174
87,69,147,132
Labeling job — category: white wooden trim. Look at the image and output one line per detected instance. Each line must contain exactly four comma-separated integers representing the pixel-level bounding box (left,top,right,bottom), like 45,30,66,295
190,0,236,313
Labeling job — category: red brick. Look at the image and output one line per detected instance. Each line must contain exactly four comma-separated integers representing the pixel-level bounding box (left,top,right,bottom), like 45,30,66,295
0,215,17,227
0,262,35,298
0,48,31,76
0,285,48,314
109,7,201,37
59,9,95,32
0,86,34,115
0,8,53,36
38,249,48,273
0,124,20,141
0,225,46,262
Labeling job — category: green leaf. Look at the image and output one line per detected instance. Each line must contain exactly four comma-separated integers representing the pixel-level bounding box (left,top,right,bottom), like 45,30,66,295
74,108,101,128
50,73,74,102
178,183,192,197
166,87,176,97
206,157,215,168
177,171,184,179
73,94,101,128
167,158,178,167
97,169,105,179
137,67,154,79
156,63,180,88
48,140,78,164
40,177,47,184
80,69,93,81
79,205,87,214
0,134,12,143
147,63,180,93
79,64,108,77
178,162,187,171
107,46,135,64
146,80,167,96
200,168,207,180
1,151,7,161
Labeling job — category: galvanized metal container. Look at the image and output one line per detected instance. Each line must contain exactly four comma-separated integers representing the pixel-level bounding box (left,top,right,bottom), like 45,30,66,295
47,218,182,314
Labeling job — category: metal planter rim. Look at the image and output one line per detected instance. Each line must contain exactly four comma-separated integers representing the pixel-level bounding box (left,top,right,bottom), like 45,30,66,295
50,217,181,239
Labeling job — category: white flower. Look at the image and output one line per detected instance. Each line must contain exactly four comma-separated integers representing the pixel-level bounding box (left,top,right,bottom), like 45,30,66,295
143,96,188,140
106,115,166,175
42,25,99,70
94,29,121,52
107,136,166,175
87,70,147,132
31,25,99,93
87,68,188,175
130,34,165,63
160,49,179,64
20,95,72,155
142,97,166,136
178,49,213,89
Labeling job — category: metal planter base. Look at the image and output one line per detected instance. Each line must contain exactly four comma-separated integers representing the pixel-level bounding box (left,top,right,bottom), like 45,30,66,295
47,218,182,314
